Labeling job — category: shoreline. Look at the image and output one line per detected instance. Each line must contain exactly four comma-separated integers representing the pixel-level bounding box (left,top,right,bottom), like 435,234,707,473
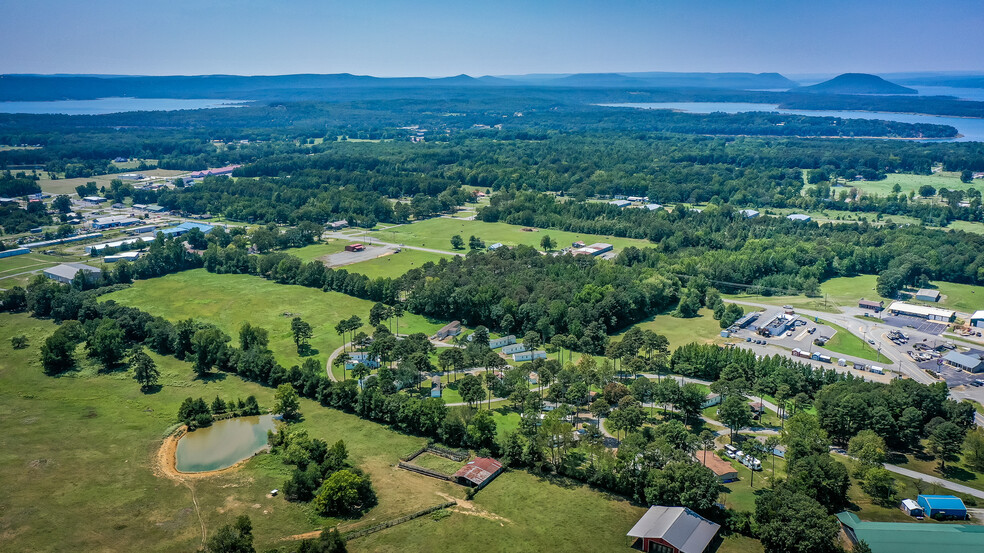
153,426,261,480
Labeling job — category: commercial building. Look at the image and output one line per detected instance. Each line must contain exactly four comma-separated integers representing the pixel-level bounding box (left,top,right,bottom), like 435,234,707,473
43,263,102,284
915,289,941,302
627,506,721,553
941,351,984,373
887,302,955,322
698,452,738,483
22,232,103,249
105,251,141,263
786,213,812,222
644,203,663,211
159,222,215,238
435,321,462,339
190,164,241,178
344,243,365,252
84,236,155,254
609,199,631,208
858,299,884,312
572,242,614,256
972,310,984,328
453,457,503,489
327,220,348,230
512,350,547,362
916,495,967,519
731,312,759,329
739,209,760,218
0,247,31,259
759,314,795,337
837,511,983,553
82,196,108,204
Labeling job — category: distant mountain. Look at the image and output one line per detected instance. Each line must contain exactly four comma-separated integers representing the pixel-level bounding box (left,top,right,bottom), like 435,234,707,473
497,71,797,90
796,73,917,95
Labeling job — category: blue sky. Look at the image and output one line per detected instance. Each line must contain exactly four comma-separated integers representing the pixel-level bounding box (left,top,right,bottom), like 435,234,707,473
2,0,982,76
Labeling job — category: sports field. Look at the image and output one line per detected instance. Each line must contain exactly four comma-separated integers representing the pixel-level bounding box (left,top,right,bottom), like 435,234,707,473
100,269,450,368
374,218,653,252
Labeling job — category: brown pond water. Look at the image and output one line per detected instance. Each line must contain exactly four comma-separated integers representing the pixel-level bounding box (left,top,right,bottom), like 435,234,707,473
175,414,277,472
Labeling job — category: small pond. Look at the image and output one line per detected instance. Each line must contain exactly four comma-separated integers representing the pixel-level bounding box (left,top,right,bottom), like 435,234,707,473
175,414,277,473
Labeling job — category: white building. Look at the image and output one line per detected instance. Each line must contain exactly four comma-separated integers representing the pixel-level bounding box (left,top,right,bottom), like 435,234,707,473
43,263,102,284
887,301,955,322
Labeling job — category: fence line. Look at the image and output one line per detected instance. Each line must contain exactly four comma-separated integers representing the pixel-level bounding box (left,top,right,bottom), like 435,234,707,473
397,461,454,481
343,501,457,540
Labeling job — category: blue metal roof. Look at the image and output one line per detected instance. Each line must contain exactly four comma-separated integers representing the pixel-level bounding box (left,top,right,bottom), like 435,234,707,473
917,495,966,510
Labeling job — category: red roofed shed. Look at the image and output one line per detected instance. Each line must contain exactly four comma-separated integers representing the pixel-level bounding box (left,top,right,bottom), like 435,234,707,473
453,457,503,489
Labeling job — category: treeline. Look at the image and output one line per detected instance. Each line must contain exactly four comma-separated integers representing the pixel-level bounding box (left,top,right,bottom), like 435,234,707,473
480,192,984,292
815,379,975,448
1,203,50,234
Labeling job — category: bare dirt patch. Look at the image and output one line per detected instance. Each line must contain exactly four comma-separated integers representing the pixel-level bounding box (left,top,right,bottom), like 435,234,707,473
153,427,255,481
436,492,511,523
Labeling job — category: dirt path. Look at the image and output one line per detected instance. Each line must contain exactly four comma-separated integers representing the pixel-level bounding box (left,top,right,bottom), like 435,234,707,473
435,492,511,523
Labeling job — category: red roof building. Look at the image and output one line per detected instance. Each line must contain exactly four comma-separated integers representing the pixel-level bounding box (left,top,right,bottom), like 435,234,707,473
453,457,503,489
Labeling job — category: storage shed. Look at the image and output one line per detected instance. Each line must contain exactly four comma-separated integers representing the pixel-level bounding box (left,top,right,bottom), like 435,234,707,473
915,289,941,302
916,495,967,519
453,457,503,489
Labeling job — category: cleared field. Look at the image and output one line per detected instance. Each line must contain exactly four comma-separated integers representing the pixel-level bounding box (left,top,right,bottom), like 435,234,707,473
351,470,647,553
376,218,652,252
100,269,451,369
0,312,455,552
37,168,186,196
0,251,86,288
285,241,351,262
852,172,977,197
618,308,726,349
347,249,452,279
408,452,466,475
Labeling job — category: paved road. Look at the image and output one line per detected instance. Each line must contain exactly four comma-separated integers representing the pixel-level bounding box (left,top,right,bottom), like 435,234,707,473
725,299,984,427
883,464,984,500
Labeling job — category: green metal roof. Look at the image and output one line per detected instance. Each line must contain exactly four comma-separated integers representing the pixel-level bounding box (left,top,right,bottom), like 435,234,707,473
836,512,984,553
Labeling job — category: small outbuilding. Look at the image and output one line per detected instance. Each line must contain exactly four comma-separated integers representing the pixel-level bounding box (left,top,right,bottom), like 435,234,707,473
916,495,967,519
435,321,462,339
453,457,503,489
627,506,721,553
786,213,812,222
858,299,884,312
699,452,738,483
970,310,984,328
900,498,923,518
915,289,941,302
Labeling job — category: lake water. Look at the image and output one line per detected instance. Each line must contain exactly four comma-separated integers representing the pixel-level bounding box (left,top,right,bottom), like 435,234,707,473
0,97,250,115
600,102,984,142
175,414,277,473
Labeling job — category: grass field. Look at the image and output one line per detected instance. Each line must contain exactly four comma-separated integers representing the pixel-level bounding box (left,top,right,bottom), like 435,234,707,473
376,218,652,253
819,318,892,364
347,249,453,279
100,269,451,369
0,312,457,551
408,452,466,475
893,441,984,493
617,308,725,349
0,251,87,288
2,311,720,552
851,172,977,197
36,168,186,196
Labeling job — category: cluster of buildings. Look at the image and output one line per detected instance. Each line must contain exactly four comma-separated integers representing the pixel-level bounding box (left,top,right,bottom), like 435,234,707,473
838,495,978,553
91,215,141,229
189,165,241,178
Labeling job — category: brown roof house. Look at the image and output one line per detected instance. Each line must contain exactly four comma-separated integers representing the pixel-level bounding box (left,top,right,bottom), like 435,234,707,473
697,451,738,483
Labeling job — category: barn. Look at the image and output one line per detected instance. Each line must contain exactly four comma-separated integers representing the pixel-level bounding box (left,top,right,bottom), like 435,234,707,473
627,506,720,553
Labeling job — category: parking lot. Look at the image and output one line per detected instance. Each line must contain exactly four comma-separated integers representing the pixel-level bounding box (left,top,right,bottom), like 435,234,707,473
320,245,395,267
916,358,983,388
881,314,948,335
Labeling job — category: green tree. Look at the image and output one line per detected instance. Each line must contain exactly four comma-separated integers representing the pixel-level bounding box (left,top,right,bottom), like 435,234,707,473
540,234,555,251
458,374,485,408
918,184,936,197
590,398,611,425
965,428,984,472
11,334,28,349
718,395,753,443
190,327,230,377
293,528,348,553
275,383,302,421
450,234,464,250
677,382,707,426
961,170,974,184
52,195,71,212
86,318,127,368
786,454,850,513
645,462,720,512
468,235,484,249
291,317,313,353
860,467,899,506
313,469,375,516
928,421,966,471
848,429,886,477
781,413,830,465
200,514,255,553
40,330,76,375
238,322,269,351
754,486,839,553
130,348,160,392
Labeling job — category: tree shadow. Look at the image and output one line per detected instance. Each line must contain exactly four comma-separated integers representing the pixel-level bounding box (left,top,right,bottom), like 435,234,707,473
940,465,976,482
885,451,909,464
299,345,319,357
141,384,163,395
196,372,228,382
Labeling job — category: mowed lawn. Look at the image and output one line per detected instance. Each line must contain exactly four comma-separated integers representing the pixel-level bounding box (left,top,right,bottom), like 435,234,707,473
377,218,653,252
617,308,725,349
852,172,976,197
0,251,87,288
100,269,451,368
347,249,453,279
36,168,186,196
0,312,455,551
